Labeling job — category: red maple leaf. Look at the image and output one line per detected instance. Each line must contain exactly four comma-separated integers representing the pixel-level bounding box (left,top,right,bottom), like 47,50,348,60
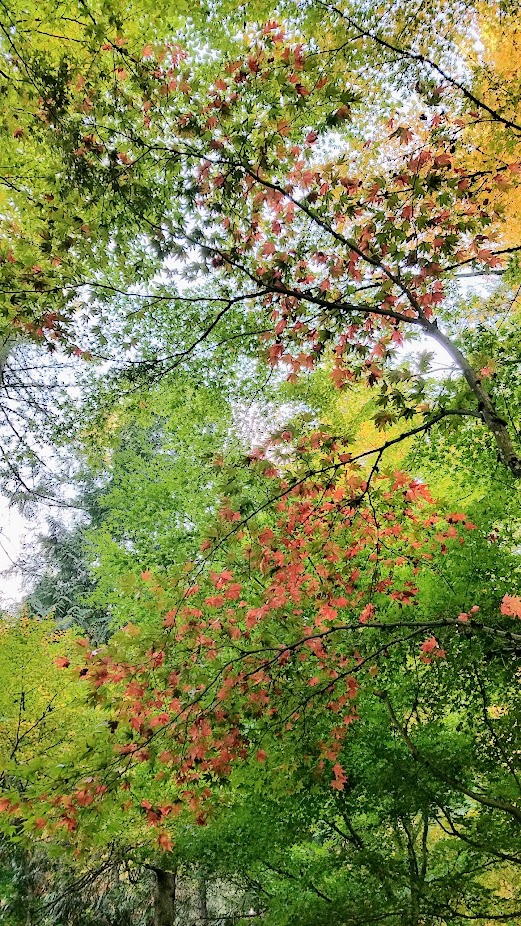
158,832,173,852
420,637,438,654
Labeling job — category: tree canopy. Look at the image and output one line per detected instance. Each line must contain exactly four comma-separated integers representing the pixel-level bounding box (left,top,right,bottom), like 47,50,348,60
0,1,520,924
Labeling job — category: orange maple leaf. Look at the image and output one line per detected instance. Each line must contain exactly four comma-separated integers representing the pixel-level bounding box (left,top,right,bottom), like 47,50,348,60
500,594,521,619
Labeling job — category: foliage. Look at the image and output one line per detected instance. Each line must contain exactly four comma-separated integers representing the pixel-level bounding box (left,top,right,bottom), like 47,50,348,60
0,1,520,924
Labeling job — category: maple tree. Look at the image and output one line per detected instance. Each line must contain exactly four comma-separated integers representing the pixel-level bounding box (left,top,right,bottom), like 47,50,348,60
2,412,521,923
0,3,519,475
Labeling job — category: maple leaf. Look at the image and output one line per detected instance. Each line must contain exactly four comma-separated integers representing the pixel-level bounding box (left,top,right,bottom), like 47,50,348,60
359,603,375,624
331,762,347,790
477,249,503,268
320,604,338,622
396,126,414,143
158,832,173,852
420,637,438,654
500,594,521,619
210,569,233,588
225,582,242,600
54,657,70,669
335,104,352,121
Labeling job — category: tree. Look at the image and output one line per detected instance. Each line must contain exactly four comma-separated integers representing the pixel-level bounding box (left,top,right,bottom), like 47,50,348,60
1,3,519,483
2,406,521,922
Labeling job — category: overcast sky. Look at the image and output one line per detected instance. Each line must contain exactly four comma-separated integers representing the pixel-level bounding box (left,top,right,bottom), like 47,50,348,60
0,497,28,608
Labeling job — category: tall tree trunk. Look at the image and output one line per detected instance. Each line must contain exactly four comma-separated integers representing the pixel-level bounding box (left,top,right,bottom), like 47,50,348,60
196,874,209,925
154,868,177,926
424,320,521,477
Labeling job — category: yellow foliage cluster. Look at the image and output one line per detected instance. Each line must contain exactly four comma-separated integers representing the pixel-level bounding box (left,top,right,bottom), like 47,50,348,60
0,615,83,769
477,2,521,82
464,3,521,249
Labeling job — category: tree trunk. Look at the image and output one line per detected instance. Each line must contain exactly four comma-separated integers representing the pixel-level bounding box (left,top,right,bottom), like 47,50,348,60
154,868,177,926
196,874,209,924
424,320,521,477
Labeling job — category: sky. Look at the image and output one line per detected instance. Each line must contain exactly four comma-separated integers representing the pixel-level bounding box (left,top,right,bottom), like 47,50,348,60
0,497,29,608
